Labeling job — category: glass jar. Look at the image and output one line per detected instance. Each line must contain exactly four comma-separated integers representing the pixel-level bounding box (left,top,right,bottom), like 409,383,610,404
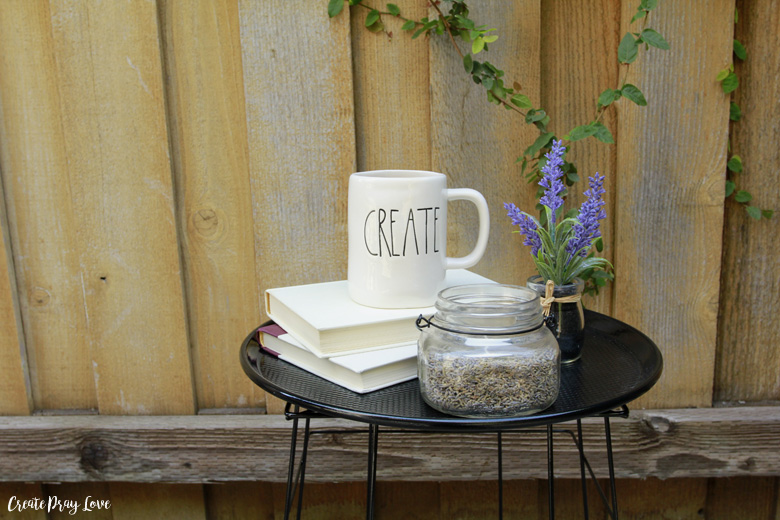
417,284,560,418
527,275,585,364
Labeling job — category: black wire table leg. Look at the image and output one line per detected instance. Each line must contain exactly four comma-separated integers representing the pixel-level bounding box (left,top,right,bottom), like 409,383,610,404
497,431,503,520
295,418,311,520
577,419,590,519
604,417,619,520
284,407,300,520
366,423,379,520
547,424,555,520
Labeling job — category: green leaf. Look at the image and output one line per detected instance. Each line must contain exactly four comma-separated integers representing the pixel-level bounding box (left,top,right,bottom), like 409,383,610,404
566,172,580,184
525,109,547,124
472,36,485,54
366,19,385,32
412,27,426,39
621,84,648,106
463,53,473,73
401,20,416,31
365,9,380,27
733,39,747,60
716,68,730,82
727,155,743,173
630,10,646,24
730,102,742,121
722,72,739,93
483,35,498,43
641,28,670,50
510,93,532,109
566,124,597,142
386,3,400,16
725,180,736,197
618,33,639,64
734,190,752,203
761,209,774,219
597,88,621,108
592,122,615,143
640,0,658,10
523,132,555,158
327,0,345,18
746,205,761,220
595,236,604,253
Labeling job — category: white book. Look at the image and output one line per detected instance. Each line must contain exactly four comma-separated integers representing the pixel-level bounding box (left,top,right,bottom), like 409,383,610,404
264,269,496,358
258,324,417,394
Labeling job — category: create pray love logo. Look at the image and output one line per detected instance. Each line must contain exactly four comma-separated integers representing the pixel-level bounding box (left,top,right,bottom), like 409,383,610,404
8,495,111,515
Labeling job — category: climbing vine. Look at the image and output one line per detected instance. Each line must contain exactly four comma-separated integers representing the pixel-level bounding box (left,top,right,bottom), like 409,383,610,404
328,0,670,295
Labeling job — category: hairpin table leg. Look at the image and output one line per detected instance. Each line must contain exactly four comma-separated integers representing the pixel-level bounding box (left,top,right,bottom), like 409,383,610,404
605,417,618,520
366,424,379,520
577,419,590,519
547,424,555,520
295,418,311,520
284,406,300,520
497,431,503,520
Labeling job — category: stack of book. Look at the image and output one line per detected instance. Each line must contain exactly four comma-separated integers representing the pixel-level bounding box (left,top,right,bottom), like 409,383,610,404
258,269,495,393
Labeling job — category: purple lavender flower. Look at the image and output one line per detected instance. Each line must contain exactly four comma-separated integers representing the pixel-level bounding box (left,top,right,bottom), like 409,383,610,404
566,173,607,260
504,202,542,256
539,139,567,226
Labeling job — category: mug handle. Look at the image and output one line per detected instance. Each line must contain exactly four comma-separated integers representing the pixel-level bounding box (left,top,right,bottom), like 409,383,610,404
444,188,490,270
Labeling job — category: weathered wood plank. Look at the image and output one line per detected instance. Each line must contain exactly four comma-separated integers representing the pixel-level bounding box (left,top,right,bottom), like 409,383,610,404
429,1,541,286
0,0,96,411
47,0,194,416
238,0,355,290
540,0,619,315
350,0,431,171
158,0,264,411
715,0,780,403
0,407,777,483
613,0,734,408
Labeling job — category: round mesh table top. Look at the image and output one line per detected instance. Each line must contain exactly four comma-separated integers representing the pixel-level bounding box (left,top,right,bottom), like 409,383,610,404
240,310,662,430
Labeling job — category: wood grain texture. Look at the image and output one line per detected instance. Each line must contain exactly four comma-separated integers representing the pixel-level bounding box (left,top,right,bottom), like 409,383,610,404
715,0,780,403
613,0,734,409
108,484,206,520
429,1,541,286
0,180,29,415
158,0,264,411
706,477,778,519
616,477,708,520
540,0,619,315
350,0,431,171
239,0,355,292
204,482,275,520
47,0,195,416
0,408,777,483
0,1,96,411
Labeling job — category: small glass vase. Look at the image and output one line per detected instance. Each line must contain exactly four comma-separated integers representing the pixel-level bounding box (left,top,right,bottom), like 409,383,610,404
527,275,584,364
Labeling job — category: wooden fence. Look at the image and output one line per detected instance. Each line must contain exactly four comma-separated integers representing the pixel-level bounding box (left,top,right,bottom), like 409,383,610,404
0,0,777,518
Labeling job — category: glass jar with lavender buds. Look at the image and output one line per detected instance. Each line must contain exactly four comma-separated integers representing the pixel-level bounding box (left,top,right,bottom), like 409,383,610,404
416,284,560,418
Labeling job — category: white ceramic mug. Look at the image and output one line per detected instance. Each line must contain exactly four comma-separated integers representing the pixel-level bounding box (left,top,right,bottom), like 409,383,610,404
347,170,490,308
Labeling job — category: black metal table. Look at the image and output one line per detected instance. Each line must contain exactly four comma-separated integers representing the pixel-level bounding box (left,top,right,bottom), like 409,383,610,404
240,310,662,520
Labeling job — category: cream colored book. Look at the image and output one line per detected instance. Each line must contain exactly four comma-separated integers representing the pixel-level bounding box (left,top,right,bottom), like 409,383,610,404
264,269,495,357
259,324,417,394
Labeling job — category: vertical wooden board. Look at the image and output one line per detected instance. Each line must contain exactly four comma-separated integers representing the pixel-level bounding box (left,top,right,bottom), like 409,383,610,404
204,483,274,519
271,482,365,520
429,2,541,286
350,0,431,171
705,477,778,519
539,479,609,519
375,481,440,519
440,480,540,519
0,183,29,415
239,0,356,292
539,0,620,315
108,484,205,520
715,0,780,402
47,0,194,415
158,0,264,411
0,483,47,520
615,477,708,519
43,483,113,520
613,1,733,408
0,1,96,410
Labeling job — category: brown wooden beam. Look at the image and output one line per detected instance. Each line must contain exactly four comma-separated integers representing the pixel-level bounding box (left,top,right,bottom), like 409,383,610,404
0,407,777,483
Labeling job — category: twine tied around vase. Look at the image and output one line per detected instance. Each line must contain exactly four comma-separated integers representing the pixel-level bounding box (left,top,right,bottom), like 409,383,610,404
540,279,582,317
